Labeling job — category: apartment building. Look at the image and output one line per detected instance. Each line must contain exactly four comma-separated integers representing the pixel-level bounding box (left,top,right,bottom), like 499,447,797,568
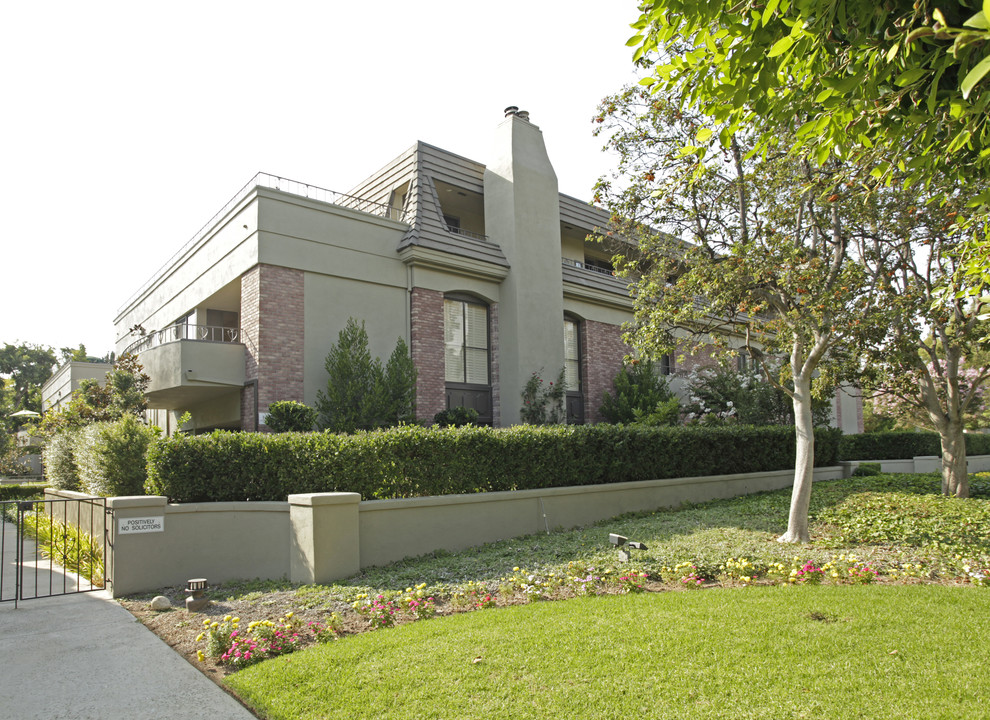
114,108,863,434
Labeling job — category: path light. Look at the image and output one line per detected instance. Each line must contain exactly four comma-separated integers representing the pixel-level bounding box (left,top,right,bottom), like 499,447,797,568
185,578,209,612
609,533,648,562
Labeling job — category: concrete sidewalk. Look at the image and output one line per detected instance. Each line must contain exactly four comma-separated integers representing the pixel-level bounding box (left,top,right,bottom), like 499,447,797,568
0,522,257,720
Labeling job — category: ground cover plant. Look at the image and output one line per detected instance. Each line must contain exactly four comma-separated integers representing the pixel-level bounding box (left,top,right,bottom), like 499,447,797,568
120,472,990,715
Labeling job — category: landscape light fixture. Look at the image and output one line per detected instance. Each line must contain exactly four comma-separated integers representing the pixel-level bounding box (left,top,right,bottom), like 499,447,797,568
185,578,209,612
609,533,648,562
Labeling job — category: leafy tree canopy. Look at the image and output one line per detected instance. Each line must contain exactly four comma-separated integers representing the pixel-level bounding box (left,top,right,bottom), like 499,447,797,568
630,0,990,209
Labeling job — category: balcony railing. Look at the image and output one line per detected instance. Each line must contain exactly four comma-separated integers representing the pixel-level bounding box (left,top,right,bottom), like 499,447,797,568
561,257,617,277
123,324,241,356
119,172,407,313
446,224,490,243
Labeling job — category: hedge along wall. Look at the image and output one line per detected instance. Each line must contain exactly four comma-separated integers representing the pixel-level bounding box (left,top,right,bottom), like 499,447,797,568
838,431,990,461
146,424,843,504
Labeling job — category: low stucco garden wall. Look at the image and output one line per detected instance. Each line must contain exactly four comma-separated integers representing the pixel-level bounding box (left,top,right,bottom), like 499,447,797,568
43,455,987,597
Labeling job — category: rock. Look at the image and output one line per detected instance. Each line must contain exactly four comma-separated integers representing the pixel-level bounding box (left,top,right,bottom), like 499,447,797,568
150,595,172,611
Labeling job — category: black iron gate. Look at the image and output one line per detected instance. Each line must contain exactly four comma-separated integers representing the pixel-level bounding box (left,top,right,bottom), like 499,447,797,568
0,498,110,607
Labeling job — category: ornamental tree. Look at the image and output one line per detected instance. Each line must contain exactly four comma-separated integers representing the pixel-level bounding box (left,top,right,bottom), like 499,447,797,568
594,88,888,542
629,0,990,201
629,0,990,292
855,174,990,496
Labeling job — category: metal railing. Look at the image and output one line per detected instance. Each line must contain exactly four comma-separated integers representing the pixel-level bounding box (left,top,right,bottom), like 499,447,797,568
122,324,241,356
561,257,618,278
118,172,407,313
446,225,490,243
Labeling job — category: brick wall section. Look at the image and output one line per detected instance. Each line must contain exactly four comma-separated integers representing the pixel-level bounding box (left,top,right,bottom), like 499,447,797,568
410,288,445,423
582,319,631,423
239,264,305,431
240,267,261,431
490,302,500,426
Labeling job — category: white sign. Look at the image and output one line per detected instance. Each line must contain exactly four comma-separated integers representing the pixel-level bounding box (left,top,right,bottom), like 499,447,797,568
118,516,165,534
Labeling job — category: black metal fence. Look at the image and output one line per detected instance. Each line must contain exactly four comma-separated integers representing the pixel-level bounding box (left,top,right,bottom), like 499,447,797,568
1,498,109,607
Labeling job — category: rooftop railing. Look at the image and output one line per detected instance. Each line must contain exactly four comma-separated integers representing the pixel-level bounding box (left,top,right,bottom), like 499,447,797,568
118,172,406,314
122,324,241,357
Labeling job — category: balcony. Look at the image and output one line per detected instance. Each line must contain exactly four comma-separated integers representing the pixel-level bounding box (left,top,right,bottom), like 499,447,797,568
129,325,246,410
561,258,632,310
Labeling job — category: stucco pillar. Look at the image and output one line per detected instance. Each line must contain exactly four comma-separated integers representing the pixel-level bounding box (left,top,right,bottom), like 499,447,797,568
288,493,361,584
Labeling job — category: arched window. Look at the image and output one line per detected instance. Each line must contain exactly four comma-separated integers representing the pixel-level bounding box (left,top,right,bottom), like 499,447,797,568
443,296,492,424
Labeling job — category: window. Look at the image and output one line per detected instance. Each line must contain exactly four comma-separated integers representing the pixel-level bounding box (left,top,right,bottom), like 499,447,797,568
444,298,489,385
660,353,674,376
564,318,580,391
564,317,584,424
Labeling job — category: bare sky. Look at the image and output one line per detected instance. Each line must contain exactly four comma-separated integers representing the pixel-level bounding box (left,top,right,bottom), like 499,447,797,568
1,0,640,357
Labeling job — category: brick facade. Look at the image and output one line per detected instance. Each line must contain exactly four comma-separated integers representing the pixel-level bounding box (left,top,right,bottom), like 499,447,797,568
240,264,305,430
490,302,500,426
582,319,631,423
410,287,446,423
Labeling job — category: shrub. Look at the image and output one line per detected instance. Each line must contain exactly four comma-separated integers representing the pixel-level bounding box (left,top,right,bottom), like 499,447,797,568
520,369,566,425
43,429,81,490
316,319,417,433
265,401,317,433
75,416,158,496
146,423,843,503
838,431,990,461
852,462,883,477
600,360,679,425
684,366,832,427
433,407,479,427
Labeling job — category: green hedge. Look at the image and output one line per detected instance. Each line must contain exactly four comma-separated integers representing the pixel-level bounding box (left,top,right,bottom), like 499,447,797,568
838,432,990,461
146,424,843,503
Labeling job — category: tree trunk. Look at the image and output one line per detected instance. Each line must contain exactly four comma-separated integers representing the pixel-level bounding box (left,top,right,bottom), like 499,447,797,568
939,420,970,498
778,373,815,543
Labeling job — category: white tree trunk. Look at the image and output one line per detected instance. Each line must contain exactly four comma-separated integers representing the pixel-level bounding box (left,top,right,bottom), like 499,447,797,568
778,372,815,543
938,419,970,498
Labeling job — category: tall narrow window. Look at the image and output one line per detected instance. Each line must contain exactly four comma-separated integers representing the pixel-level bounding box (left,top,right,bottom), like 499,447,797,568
660,353,675,376
564,317,584,424
564,318,580,391
444,296,492,424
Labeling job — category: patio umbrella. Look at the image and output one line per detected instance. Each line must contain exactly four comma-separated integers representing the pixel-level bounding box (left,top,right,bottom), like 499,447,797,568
9,410,40,418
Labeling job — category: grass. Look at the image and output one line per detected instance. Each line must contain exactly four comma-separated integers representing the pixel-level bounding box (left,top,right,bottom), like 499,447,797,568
213,472,990,718
227,585,990,719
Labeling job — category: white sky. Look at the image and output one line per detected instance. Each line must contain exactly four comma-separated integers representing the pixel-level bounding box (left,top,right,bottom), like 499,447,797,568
1,0,641,358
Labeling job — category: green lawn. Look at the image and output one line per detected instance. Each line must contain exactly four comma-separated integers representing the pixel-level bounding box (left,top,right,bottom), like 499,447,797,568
212,473,990,718
227,584,989,719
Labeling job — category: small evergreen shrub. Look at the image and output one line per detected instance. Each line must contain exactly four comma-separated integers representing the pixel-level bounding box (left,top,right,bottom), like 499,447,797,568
600,360,679,425
44,429,81,490
520,369,566,425
852,462,883,477
433,407,480,427
265,401,318,433
316,319,417,433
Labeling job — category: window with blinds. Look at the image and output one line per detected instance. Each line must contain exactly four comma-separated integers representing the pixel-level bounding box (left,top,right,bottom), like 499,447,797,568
564,318,580,391
444,298,489,385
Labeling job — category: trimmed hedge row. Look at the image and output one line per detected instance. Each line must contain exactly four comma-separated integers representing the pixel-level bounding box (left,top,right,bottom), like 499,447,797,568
146,424,843,503
838,431,990,461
